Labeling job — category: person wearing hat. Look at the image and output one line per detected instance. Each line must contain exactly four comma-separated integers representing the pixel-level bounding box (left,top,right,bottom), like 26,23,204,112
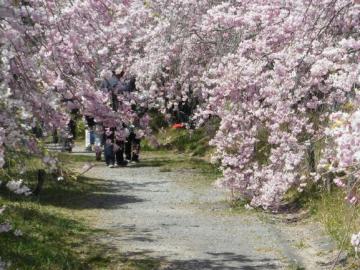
100,68,125,112
100,67,129,167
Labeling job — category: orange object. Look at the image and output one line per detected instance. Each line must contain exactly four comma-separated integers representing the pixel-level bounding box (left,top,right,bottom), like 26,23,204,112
172,123,185,129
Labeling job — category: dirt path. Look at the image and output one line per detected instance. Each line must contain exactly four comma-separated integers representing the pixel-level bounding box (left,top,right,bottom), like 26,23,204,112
74,151,339,270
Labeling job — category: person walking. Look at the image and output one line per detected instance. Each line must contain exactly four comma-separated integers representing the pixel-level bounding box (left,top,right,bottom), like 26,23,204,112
125,125,141,162
100,67,129,167
114,128,129,166
84,116,96,152
112,73,142,163
94,124,104,161
101,68,125,112
104,127,115,168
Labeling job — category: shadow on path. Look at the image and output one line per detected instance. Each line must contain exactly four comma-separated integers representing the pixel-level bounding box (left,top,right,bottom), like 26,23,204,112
1,176,148,210
122,251,281,270
37,177,147,210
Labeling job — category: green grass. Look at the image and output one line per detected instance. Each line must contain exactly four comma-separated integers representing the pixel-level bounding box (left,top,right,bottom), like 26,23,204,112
0,173,162,270
305,189,360,268
277,182,360,268
0,175,111,270
138,151,222,186
142,127,214,157
0,199,99,269
58,152,95,163
307,190,359,250
0,153,162,270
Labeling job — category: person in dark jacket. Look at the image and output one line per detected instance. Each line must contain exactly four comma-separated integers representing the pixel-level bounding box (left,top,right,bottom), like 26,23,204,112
101,68,128,167
122,77,142,162
104,127,115,168
101,69,126,112
114,128,128,166
125,126,141,162
112,68,134,165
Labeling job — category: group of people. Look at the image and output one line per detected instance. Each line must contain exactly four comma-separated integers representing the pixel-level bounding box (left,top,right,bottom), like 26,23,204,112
85,68,141,168
86,119,141,168
102,125,140,168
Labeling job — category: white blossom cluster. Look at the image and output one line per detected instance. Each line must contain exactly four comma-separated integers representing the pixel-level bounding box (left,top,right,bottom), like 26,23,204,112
0,258,6,270
5,180,32,196
351,232,360,254
0,222,11,233
0,206,22,236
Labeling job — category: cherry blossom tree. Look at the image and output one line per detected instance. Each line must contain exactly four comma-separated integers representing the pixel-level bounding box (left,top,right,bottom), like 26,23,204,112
1,0,360,254
0,0,151,171
1,0,359,203
127,0,359,210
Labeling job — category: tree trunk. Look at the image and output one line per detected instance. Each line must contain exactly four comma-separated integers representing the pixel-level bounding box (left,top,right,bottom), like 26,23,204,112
33,169,45,196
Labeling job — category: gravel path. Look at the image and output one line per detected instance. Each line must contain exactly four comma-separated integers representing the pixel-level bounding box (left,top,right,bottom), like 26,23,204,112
74,150,338,270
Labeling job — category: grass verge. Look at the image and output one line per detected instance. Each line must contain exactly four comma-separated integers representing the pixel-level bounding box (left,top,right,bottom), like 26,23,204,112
138,151,222,187
0,154,161,270
305,189,360,269
142,127,214,157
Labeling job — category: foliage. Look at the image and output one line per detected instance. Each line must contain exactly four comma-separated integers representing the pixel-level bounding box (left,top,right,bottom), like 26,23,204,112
1,0,360,255
0,168,161,270
2,0,358,207
307,189,360,267
146,127,213,156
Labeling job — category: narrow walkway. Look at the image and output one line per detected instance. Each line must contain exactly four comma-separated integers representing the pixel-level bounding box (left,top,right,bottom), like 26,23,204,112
77,153,290,270
74,150,337,270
